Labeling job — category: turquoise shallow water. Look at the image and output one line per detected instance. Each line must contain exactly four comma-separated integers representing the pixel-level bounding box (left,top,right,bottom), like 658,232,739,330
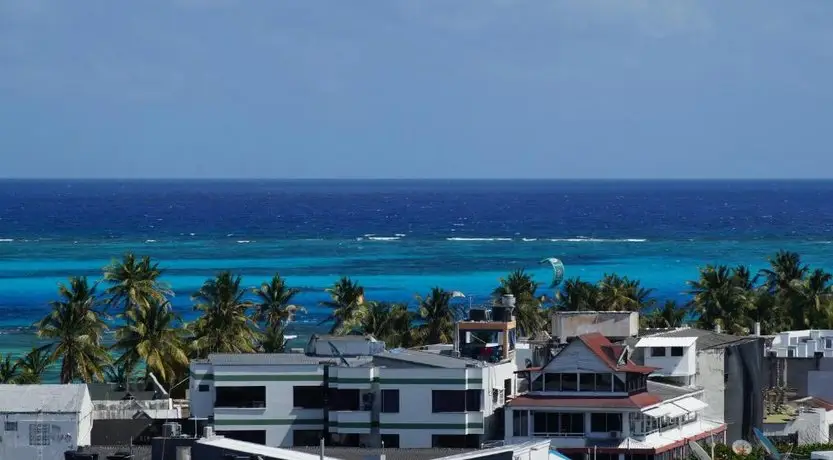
3,179,833,380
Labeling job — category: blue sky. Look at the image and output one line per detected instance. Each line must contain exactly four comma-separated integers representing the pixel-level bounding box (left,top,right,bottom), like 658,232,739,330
1,1,832,179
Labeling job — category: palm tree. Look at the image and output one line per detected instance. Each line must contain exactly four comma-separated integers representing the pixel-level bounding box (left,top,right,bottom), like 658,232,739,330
793,269,833,328
259,326,290,353
555,278,600,311
113,300,189,385
0,353,20,384
15,345,54,384
416,287,460,345
103,361,139,388
321,276,366,335
642,300,687,329
493,269,547,336
253,274,304,329
688,265,751,334
598,274,636,311
361,301,413,348
759,250,809,295
190,272,259,358
103,253,172,315
36,277,111,383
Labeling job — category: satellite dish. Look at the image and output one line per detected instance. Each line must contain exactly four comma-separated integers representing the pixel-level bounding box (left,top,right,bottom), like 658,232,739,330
732,440,753,456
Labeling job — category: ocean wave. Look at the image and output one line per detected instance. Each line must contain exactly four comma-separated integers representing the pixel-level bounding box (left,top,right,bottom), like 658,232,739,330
358,233,404,241
446,237,513,242
549,237,647,243
0,238,13,243
145,239,157,243
237,240,252,244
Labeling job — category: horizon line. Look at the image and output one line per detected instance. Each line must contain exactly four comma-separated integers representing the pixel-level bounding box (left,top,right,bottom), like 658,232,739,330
2,177,833,182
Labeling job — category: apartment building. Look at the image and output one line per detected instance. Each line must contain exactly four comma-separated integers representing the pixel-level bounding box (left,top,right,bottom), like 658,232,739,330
508,333,725,460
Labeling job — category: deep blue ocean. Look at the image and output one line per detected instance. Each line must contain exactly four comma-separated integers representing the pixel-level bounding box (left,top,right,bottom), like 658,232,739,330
2,179,833,360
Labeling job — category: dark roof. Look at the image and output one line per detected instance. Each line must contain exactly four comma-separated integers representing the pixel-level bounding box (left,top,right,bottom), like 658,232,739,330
87,383,157,401
626,328,756,351
292,447,477,460
577,333,657,373
205,353,373,366
508,391,662,409
77,445,152,460
372,349,485,369
91,419,158,445
646,381,701,401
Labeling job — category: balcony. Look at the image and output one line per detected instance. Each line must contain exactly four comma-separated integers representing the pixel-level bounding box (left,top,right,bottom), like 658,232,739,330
380,411,484,433
328,411,372,433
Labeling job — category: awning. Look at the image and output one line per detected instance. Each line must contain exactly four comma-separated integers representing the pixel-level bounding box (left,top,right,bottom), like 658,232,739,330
664,405,689,418
674,397,708,412
643,406,671,418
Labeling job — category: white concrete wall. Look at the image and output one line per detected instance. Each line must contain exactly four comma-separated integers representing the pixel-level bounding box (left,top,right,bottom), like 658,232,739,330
641,344,696,377
770,330,833,358
694,349,726,424
0,412,81,460
78,389,94,446
189,361,215,418
551,312,638,341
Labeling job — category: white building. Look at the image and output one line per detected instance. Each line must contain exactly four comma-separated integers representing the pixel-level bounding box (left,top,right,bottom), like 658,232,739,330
507,333,725,460
190,344,516,449
634,336,698,386
768,330,833,358
0,384,94,460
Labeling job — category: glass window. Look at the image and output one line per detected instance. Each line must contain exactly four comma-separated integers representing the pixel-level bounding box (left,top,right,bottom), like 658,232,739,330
595,373,612,392
579,374,595,391
29,424,50,446
544,373,561,391
671,347,684,357
561,373,578,391
216,386,266,408
381,389,399,413
590,413,622,433
513,410,529,436
293,386,324,409
381,434,400,448
4,422,17,432
530,373,544,391
198,384,209,392
613,375,625,392
651,347,666,357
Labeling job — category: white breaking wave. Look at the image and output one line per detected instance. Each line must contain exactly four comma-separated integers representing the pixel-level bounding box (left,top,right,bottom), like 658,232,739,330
145,239,157,243
367,236,401,241
0,238,13,242
446,237,513,242
522,238,538,242
237,240,252,244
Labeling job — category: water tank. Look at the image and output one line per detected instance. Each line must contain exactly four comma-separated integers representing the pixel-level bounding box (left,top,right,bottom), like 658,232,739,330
501,294,516,308
203,425,215,439
163,422,182,437
469,309,487,321
492,306,511,322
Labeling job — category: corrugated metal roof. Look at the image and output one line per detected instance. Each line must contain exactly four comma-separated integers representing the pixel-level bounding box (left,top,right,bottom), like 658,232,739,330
0,384,88,413
207,353,372,366
373,349,485,369
635,336,698,348
200,436,343,460
292,446,478,460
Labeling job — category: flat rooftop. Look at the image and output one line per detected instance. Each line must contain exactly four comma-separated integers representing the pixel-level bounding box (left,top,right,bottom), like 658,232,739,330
291,446,478,460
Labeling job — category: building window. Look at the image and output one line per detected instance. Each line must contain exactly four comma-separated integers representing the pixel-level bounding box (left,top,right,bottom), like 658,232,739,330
561,373,578,391
651,347,666,357
215,386,266,408
513,410,530,436
626,373,647,392
544,373,561,391
826,339,833,349
293,429,323,447
671,347,684,357
198,384,209,392
4,422,17,432
590,413,623,433
328,388,360,411
788,348,796,358
432,434,480,448
613,375,626,392
530,373,544,391
432,390,480,412
579,373,595,391
29,424,51,446
381,390,399,413
532,412,584,435
293,386,324,409
595,373,612,392
381,434,400,448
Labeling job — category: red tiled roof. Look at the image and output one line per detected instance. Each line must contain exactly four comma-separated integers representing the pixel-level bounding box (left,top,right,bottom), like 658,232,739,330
578,332,657,374
508,392,662,409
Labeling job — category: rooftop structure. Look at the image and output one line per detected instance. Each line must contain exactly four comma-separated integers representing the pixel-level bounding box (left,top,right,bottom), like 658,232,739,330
508,333,724,458
190,335,516,449
551,311,639,343
768,330,833,358
455,294,519,363
0,384,94,460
